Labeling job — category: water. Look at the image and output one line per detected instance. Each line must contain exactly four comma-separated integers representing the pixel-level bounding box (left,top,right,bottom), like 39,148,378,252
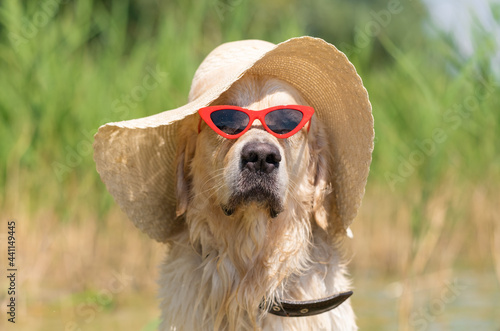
352,271,500,330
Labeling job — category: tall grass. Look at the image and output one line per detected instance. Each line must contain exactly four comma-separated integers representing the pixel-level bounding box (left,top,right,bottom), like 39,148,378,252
0,0,499,329
0,0,307,219
1,0,497,216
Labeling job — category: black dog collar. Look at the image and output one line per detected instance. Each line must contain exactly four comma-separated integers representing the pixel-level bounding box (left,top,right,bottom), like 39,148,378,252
264,291,353,317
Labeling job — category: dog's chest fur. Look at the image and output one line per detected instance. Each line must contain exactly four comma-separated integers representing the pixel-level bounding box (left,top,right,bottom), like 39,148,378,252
158,208,356,331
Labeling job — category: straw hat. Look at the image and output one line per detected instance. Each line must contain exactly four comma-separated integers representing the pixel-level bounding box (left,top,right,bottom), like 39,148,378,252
93,36,374,243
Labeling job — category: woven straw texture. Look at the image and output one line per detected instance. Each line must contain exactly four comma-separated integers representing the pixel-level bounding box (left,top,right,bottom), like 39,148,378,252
93,36,374,242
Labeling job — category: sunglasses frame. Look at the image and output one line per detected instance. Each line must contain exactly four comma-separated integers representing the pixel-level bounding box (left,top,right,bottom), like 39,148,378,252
198,105,314,139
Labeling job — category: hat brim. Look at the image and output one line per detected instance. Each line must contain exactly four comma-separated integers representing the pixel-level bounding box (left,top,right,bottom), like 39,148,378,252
93,36,374,242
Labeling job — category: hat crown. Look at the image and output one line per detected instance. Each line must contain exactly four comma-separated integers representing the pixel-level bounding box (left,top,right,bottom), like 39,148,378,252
188,40,275,102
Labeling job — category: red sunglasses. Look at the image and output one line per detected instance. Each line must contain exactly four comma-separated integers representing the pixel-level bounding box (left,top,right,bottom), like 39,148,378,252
198,105,314,139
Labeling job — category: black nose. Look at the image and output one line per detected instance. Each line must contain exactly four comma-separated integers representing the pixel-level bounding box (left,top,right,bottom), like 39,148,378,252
241,142,281,174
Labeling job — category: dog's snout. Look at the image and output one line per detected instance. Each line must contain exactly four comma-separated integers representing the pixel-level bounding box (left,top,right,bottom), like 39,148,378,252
241,142,281,174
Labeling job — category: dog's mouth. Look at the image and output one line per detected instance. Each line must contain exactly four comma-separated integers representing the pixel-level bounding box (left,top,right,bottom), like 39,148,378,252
221,170,284,218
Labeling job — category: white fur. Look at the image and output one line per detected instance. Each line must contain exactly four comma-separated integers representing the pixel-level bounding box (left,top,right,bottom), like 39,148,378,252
160,75,357,330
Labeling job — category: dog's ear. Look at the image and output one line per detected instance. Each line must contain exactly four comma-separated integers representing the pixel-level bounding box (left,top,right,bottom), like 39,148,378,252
310,120,344,236
175,117,198,217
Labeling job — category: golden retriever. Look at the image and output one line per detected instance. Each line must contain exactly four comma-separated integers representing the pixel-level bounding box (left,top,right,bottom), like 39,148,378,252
159,74,356,330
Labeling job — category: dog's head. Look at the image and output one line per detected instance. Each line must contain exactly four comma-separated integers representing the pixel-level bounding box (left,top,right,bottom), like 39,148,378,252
175,74,337,237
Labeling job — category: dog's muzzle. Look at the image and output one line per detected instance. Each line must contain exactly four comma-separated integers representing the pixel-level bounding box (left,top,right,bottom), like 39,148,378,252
222,141,284,218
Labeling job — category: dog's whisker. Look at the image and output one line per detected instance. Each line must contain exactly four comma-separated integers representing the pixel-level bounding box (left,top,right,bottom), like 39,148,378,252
191,170,227,200
192,180,226,202
196,169,226,190
286,178,304,206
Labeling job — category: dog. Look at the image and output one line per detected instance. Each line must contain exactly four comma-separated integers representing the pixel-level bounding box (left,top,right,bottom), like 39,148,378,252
94,37,373,331
159,74,356,330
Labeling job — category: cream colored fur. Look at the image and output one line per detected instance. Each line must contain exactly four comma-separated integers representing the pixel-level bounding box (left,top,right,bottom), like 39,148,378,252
159,75,357,330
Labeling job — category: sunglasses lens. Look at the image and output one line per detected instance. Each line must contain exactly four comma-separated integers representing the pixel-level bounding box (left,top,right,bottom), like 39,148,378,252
210,109,250,136
264,108,304,135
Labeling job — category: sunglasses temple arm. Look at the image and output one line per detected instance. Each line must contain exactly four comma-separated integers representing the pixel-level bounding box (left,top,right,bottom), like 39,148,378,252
307,119,312,132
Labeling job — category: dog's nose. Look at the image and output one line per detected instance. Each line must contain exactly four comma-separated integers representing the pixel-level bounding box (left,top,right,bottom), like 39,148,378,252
241,142,281,174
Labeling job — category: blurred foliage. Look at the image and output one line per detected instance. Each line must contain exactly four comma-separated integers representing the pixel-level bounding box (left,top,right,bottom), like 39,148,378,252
0,0,498,222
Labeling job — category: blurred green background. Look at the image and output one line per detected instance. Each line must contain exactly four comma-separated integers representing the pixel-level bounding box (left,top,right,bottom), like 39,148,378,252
1,0,499,330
